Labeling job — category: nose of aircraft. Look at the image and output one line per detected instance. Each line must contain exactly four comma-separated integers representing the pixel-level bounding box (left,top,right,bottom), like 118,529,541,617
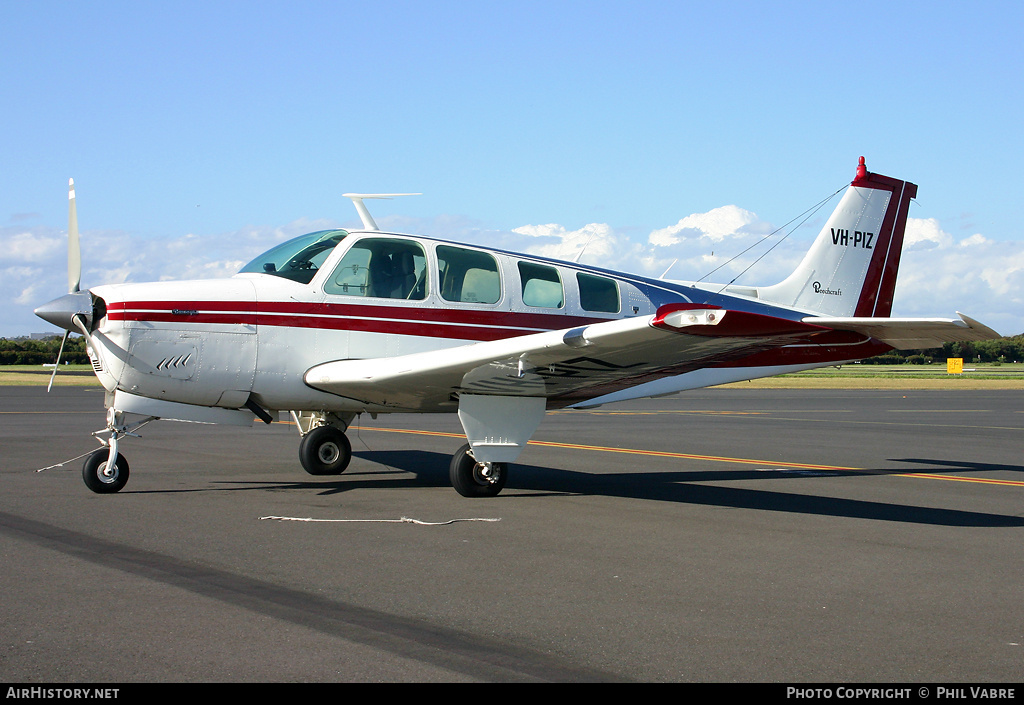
34,290,94,332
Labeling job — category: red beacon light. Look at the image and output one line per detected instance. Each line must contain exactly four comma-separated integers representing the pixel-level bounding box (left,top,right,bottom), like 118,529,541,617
854,156,868,183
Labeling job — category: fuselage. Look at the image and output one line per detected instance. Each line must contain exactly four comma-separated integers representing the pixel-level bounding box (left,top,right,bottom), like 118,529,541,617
82,228,887,414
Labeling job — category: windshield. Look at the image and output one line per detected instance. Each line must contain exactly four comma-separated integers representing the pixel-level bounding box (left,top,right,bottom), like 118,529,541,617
239,229,349,284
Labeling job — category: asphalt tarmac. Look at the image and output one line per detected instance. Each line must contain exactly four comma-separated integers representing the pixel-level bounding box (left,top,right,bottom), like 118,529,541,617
1,385,1022,682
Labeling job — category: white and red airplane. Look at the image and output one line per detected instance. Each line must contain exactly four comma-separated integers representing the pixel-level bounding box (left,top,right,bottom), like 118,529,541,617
35,158,999,497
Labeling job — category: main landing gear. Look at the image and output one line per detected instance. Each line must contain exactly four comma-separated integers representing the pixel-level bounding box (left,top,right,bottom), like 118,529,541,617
293,412,510,497
294,411,354,476
449,443,507,498
298,425,352,475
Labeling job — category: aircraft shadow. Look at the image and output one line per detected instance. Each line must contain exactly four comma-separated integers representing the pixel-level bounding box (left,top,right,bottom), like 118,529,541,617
343,449,1023,528
169,449,1023,528
893,458,1024,475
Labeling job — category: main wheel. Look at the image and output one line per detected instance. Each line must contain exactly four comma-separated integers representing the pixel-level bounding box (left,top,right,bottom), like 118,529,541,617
299,426,352,475
82,449,130,494
449,443,507,497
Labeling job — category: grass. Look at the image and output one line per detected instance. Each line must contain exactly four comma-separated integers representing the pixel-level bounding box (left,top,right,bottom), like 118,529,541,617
4,363,1024,390
719,362,1024,389
0,364,100,386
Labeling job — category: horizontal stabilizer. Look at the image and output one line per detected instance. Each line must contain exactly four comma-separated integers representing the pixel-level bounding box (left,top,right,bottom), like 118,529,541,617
803,313,1000,350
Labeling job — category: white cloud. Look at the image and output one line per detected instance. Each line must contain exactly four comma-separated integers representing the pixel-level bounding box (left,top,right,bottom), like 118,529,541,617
904,217,953,250
0,231,64,263
5,209,1023,338
511,222,626,266
648,205,762,246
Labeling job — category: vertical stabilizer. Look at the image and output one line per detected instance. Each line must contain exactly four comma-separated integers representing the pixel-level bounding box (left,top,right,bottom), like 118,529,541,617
757,158,917,317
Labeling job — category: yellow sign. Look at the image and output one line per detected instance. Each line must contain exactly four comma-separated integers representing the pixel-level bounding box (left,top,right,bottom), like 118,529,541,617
947,357,964,374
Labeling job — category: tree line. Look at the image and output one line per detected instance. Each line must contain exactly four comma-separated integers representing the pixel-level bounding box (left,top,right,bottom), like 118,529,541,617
4,332,1024,366
861,335,1024,365
0,336,89,365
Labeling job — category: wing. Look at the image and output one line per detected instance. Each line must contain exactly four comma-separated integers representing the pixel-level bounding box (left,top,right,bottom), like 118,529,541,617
804,312,999,350
304,304,832,411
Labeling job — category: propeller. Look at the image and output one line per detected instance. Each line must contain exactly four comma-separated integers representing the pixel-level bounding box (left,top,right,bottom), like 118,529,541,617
39,181,122,473
43,179,88,391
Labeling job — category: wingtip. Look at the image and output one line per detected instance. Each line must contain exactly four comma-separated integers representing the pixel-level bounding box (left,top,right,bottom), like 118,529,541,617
956,312,1001,339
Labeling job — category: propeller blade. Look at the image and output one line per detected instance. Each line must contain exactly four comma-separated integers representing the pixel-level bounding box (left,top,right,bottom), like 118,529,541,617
68,178,81,294
46,330,71,393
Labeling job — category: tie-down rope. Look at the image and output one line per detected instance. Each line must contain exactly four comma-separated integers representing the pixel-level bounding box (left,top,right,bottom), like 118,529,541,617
259,515,500,525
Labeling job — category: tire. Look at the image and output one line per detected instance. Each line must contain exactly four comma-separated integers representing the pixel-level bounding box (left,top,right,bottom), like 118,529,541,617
449,443,507,497
299,426,352,475
82,449,130,494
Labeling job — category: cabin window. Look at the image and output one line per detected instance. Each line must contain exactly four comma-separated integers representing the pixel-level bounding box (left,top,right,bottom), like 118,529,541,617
324,238,427,299
577,272,620,313
437,245,501,304
518,262,563,308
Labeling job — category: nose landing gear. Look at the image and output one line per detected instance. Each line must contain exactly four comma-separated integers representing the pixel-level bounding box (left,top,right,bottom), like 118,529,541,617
80,408,153,494
82,449,130,494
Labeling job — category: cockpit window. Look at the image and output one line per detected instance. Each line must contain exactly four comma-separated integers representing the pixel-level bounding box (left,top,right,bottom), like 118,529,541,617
239,229,348,284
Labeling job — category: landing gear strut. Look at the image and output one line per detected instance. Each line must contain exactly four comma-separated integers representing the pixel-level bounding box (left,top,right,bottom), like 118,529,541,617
449,443,507,497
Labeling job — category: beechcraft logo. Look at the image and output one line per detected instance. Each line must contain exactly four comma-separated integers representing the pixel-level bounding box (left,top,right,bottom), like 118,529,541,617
813,282,842,296
831,228,873,249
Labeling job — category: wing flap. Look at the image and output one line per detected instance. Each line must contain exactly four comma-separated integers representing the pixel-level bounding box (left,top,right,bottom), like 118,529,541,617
803,312,1000,350
305,306,827,411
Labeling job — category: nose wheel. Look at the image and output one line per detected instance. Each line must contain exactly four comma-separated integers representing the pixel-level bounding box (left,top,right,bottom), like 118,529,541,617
82,449,130,494
449,443,507,497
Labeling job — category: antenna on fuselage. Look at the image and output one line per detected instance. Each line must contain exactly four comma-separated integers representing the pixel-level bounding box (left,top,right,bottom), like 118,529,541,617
343,193,421,231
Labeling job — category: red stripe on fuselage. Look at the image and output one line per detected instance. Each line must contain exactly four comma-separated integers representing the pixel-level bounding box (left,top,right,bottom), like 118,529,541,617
106,299,607,342
105,299,890,371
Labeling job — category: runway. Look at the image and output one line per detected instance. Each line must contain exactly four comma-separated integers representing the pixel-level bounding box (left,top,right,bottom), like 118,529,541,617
2,385,1023,682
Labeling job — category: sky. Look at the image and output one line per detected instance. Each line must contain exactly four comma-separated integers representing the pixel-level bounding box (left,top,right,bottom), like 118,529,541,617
3,0,1023,338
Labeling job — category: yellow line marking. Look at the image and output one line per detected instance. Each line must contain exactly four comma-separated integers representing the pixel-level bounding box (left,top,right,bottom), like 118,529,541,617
353,426,1024,487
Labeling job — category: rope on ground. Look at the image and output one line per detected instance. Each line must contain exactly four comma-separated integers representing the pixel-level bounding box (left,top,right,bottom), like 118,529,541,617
35,448,98,473
259,515,501,525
